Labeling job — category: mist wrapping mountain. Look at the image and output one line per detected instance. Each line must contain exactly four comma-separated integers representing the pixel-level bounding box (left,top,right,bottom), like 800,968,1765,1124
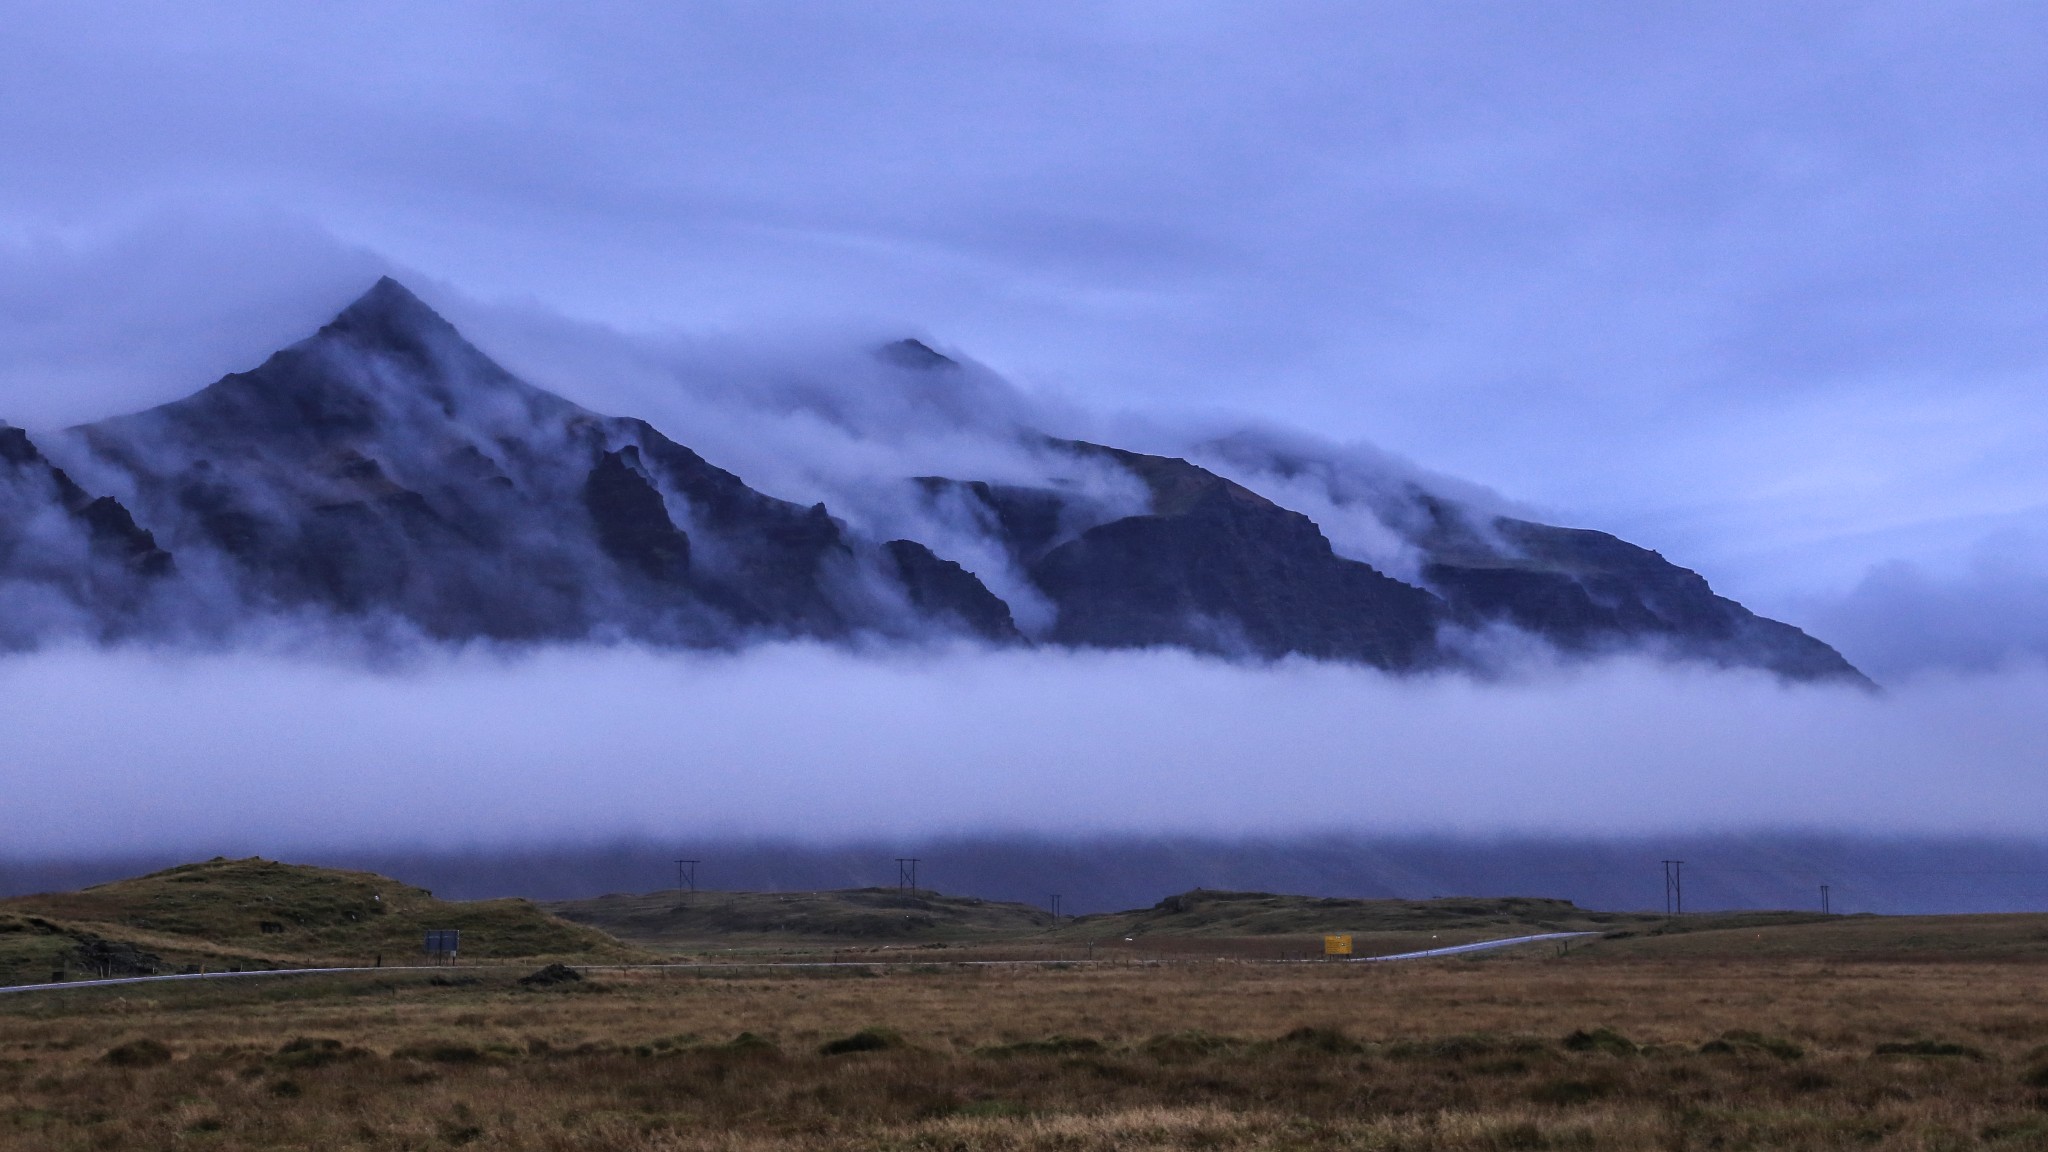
0,278,1863,681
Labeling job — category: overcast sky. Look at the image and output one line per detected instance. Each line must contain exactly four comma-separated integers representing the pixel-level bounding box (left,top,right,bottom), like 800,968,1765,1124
3,1,2045,679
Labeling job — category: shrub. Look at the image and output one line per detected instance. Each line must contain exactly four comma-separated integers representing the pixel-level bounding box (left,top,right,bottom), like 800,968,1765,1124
518,962,583,988
1874,1039,1987,1061
1700,1030,1803,1061
719,1032,780,1056
1562,1027,1637,1056
1531,1077,1611,1106
979,1035,1105,1057
1141,1031,1239,1060
820,1028,903,1056
274,1037,360,1069
1387,1035,1511,1061
1273,1025,1362,1055
103,1039,173,1068
394,1043,489,1064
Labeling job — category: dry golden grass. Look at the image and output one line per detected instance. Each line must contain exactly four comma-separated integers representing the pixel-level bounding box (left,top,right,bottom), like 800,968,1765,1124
6,948,2048,1150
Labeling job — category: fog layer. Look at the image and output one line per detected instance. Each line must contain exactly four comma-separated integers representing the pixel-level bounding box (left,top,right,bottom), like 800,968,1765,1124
2,644,2041,859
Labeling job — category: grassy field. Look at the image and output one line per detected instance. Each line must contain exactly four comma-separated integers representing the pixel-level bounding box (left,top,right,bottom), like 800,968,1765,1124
6,932,2048,1149
9,861,2048,1149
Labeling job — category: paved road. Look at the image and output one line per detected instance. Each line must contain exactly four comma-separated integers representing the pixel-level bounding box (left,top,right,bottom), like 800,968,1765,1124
1356,931,1599,962
0,958,1114,995
0,932,1601,995
0,965,446,996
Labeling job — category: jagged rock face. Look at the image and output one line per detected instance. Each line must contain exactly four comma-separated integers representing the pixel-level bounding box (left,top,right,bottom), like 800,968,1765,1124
0,426,170,574
0,422,172,644
56,278,876,643
0,277,1871,682
883,539,1021,642
922,445,1443,668
1420,512,1864,681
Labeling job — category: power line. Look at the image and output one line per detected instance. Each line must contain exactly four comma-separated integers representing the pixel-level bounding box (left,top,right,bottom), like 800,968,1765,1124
1686,866,2048,879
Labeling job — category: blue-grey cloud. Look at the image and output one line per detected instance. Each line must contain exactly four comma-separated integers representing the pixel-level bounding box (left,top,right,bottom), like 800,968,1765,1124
1802,526,2048,679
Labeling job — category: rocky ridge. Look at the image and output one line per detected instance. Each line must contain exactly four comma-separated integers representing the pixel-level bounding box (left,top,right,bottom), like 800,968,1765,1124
0,278,1866,683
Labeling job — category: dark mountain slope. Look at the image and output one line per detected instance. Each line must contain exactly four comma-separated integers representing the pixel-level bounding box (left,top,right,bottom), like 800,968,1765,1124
1,424,171,577
1026,444,1444,668
58,279,967,643
0,276,1870,680
884,538,1022,642
0,422,172,644
912,449,1442,669
1418,502,1865,682
910,446,1861,679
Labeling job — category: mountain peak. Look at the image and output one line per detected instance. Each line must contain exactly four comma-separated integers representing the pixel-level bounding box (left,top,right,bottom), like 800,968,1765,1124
324,276,458,349
879,338,959,371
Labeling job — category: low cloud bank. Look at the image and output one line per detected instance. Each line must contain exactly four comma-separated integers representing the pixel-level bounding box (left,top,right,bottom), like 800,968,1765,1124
323,832,2048,916
2,644,2043,861
1801,527,2048,680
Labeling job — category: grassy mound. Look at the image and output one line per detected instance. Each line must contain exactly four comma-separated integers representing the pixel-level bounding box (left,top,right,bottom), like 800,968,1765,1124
1084,889,1647,938
2,857,637,975
547,887,1053,947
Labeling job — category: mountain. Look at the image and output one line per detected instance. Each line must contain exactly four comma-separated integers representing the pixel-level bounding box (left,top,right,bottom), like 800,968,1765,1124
915,444,1442,668
0,277,1866,682
1417,504,1862,681
0,421,173,646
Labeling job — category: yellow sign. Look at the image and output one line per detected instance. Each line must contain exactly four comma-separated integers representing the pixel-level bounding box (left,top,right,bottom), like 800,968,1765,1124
1323,934,1353,956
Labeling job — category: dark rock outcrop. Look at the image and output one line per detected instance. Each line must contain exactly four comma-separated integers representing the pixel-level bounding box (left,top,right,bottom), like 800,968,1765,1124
1,423,172,577
1021,444,1443,668
584,448,691,584
1421,509,1866,682
884,539,1021,642
0,422,172,646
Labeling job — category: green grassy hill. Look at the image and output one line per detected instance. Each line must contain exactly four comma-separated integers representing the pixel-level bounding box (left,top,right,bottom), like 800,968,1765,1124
1073,889,1660,938
550,885,1677,956
546,886,1055,948
1,857,640,983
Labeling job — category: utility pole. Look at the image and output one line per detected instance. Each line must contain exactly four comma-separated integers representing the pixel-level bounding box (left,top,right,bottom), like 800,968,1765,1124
1662,860,1685,916
674,859,700,892
1049,894,1061,921
896,858,921,892
1820,884,1830,915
